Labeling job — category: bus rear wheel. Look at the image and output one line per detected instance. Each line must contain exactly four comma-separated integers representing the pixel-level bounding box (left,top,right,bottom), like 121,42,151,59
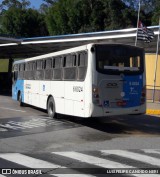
47,97,56,118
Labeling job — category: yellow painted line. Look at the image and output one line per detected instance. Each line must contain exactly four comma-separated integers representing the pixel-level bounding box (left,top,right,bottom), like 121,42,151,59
146,109,160,115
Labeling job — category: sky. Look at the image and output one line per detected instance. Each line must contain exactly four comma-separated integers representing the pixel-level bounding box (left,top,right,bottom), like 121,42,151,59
0,0,44,9
29,0,44,9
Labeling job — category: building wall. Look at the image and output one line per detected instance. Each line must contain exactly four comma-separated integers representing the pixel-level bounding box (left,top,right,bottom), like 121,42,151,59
145,54,160,102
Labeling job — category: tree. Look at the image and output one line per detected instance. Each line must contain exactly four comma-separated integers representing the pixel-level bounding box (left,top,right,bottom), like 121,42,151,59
40,0,57,13
45,0,139,35
151,0,160,25
0,0,48,37
0,0,158,38
122,0,157,26
78,0,105,32
46,0,108,35
45,0,69,35
0,0,30,10
23,9,48,37
21,0,30,9
46,0,90,35
103,0,132,30
43,0,57,5
0,7,48,37
122,0,156,12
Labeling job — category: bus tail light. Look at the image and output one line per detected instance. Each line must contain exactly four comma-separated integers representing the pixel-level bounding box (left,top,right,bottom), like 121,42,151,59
141,86,146,105
117,100,126,107
92,86,99,98
92,85,100,105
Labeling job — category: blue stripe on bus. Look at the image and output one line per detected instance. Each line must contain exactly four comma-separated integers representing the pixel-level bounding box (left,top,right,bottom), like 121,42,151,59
123,75,143,107
12,80,24,102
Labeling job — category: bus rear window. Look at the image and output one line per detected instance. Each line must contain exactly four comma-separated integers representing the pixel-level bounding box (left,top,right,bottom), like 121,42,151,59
96,45,144,74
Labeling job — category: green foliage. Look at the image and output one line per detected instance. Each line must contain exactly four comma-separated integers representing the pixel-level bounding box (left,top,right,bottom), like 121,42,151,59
122,0,156,12
151,0,160,25
1,7,48,37
122,0,159,26
45,0,81,35
45,0,140,35
0,0,30,10
103,0,132,30
0,0,159,37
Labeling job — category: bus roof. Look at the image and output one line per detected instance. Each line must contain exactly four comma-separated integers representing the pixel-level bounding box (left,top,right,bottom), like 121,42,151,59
13,43,144,65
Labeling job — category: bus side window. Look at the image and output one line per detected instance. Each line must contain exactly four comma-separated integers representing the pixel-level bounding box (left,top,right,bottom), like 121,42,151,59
44,58,53,80
18,63,25,80
25,62,30,80
13,64,18,72
13,64,18,83
32,61,36,80
37,60,43,70
46,58,52,69
63,54,76,80
24,63,27,80
53,57,62,80
54,57,61,68
14,71,18,81
43,60,46,69
26,62,30,80
30,62,35,80
32,61,36,71
72,54,77,67
36,60,44,80
52,58,55,68
77,51,88,81
64,55,72,67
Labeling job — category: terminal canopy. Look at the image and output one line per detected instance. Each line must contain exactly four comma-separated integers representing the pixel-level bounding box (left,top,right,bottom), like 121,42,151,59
0,26,159,59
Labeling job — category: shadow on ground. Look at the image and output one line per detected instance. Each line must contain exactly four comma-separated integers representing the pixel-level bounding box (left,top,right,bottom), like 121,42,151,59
64,114,160,135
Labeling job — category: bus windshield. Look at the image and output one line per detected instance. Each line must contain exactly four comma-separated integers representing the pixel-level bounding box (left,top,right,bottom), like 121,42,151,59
96,44,144,74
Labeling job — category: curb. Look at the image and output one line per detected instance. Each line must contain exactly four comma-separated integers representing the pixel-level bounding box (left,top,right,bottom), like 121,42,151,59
146,109,160,115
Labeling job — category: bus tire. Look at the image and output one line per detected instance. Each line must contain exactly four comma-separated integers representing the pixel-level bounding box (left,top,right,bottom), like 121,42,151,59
18,91,24,107
47,97,56,118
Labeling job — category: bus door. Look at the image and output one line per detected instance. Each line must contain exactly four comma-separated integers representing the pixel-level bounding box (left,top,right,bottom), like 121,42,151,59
51,81,65,114
51,57,65,114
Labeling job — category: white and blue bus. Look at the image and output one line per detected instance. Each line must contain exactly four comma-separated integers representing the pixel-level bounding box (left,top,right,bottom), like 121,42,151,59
12,43,146,118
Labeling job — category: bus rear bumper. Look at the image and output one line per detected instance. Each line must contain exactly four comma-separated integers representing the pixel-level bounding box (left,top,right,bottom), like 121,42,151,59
91,104,146,117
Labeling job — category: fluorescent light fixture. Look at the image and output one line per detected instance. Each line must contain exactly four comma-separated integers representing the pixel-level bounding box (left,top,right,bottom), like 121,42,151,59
22,33,136,45
0,43,18,47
